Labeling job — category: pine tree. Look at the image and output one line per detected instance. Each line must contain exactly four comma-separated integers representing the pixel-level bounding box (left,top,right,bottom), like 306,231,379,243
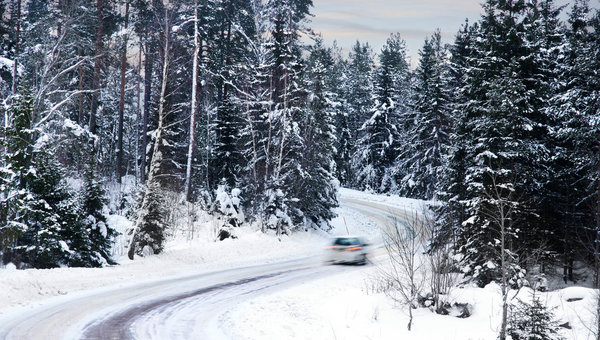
128,4,173,259
18,150,77,268
353,33,410,193
433,20,477,250
398,30,451,199
340,41,374,186
508,290,562,340
549,0,600,284
291,40,339,230
76,156,117,266
454,0,538,286
0,90,35,266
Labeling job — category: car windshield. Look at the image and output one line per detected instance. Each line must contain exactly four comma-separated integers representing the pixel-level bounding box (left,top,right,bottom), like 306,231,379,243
333,238,360,246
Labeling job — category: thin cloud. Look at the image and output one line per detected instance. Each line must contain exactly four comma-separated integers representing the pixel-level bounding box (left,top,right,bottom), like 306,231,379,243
310,0,482,64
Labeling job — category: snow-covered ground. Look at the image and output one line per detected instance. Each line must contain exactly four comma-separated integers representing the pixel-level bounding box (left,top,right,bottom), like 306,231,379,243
225,269,597,340
0,188,598,339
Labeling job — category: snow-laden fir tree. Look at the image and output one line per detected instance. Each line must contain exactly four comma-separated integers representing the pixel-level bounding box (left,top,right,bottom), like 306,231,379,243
548,0,600,284
1,89,115,268
339,41,374,186
0,90,35,266
128,4,173,258
398,30,452,199
454,0,537,286
236,3,273,221
344,41,374,139
433,20,477,250
210,0,256,189
291,39,339,230
508,290,562,340
324,43,352,186
214,96,243,187
353,33,410,193
255,0,315,233
15,149,81,268
0,93,72,268
508,0,567,254
76,155,117,266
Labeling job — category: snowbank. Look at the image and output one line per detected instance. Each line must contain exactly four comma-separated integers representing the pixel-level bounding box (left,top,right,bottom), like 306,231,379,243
224,268,598,340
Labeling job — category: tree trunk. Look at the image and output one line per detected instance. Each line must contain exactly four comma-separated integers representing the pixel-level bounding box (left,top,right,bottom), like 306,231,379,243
89,0,104,135
184,0,199,201
135,41,142,183
407,305,413,331
140,35,155,183
128,7,170,260
499,196,508,340
116,1,129,184
78,49,84,124
500,287,508,340
11,0,21,95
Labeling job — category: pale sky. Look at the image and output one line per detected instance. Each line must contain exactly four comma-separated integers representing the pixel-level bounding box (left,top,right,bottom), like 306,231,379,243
308,0,583,66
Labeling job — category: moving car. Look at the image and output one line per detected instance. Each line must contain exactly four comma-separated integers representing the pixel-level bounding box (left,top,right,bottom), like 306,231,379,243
325,236,369,265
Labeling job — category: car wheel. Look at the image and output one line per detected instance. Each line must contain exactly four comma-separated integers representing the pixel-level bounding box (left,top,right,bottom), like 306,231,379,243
360,255,367,265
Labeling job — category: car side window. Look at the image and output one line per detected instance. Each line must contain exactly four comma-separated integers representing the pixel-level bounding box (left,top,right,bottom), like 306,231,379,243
334,238,361,246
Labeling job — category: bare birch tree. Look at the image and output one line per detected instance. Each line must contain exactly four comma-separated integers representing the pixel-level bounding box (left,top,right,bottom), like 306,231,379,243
184,0,199,201
480,170,522,340
378,211,428,331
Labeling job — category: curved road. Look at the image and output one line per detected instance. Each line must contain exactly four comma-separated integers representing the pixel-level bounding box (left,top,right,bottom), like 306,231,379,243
0,197,410,340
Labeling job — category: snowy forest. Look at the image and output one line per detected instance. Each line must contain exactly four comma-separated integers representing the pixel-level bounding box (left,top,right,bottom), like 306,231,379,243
0,0,599,291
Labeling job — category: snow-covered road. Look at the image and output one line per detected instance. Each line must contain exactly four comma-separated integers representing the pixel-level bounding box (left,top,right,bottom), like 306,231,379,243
0,192,407,340
0,257,354,340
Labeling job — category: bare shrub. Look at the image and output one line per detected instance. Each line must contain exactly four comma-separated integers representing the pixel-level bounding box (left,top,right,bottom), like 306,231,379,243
376,210,428,331
421,206,458,313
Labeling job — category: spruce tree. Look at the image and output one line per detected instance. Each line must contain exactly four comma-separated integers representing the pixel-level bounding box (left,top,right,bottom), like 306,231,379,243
549,0,600,283
508,291,562,340
454,0,537,285
0,90,35,266
353,33,410,193
18,150,76,268
341,41,374,187
76,156,117,266
292,40,339,230
214,96,243,187
398,30,451,199
433,20,477,250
